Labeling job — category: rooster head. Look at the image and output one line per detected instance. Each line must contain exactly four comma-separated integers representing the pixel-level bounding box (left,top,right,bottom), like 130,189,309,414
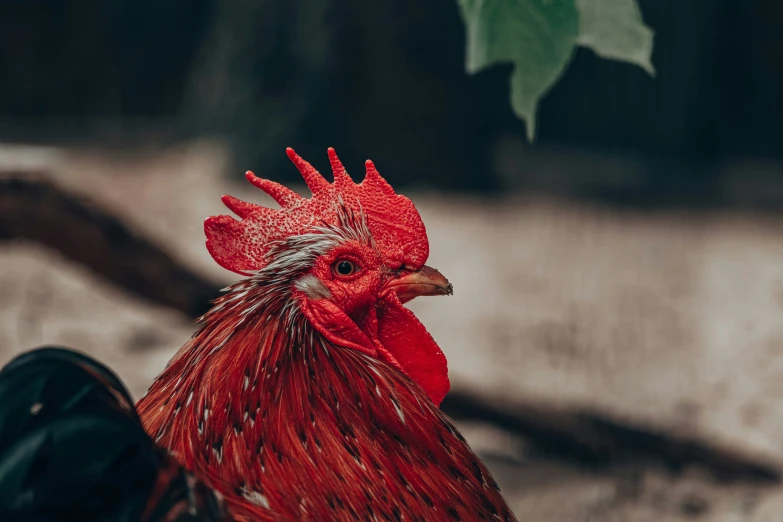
204,148,451,405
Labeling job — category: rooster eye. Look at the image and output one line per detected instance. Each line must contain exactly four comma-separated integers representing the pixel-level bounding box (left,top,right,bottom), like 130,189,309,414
333,260,358,277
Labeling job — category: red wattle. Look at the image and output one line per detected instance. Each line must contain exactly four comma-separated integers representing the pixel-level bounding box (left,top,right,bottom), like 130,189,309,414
301,298,378,358
376,294,450,406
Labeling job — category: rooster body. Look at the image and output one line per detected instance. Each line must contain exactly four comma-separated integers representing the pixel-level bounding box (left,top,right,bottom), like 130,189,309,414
139,268,510,521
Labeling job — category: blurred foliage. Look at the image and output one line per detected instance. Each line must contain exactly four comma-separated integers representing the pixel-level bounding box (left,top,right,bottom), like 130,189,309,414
0,1,781,198
457,0,655,140
575,0,655,74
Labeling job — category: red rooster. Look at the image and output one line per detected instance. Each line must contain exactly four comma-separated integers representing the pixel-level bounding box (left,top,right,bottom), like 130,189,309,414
135,148,515,521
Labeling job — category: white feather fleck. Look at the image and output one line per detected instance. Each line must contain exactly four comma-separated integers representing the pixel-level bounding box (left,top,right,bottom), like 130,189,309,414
242,490,270,509
294,274,331,300
391,398,405,424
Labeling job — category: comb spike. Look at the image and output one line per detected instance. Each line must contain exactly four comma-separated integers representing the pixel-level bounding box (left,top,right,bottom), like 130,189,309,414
206,149,429,275
327,147,352,188
246,171,302,208
363,160,395,196
221,195,261,219
286,148,330,194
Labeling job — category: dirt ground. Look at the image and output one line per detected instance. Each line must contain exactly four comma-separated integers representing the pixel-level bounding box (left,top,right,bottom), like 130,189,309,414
4,142,783,520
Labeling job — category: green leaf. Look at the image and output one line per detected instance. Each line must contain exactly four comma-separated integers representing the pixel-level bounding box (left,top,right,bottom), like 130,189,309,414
457,0,655,141
457,0,579,140
575,0,656,75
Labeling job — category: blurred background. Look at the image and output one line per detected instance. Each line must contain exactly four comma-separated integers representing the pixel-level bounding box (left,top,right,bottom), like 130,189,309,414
2,0,783,520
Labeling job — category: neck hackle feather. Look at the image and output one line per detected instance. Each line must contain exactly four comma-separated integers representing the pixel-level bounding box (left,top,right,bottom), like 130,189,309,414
137,148,516,521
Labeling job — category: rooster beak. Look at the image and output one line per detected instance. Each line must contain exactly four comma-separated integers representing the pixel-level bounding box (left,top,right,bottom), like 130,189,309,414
384,265,453,302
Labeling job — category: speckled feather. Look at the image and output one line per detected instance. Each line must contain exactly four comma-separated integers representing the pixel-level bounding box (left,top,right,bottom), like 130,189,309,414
138,281,514,521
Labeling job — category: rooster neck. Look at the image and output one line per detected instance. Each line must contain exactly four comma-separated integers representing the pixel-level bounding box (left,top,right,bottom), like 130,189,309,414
138,286,514,521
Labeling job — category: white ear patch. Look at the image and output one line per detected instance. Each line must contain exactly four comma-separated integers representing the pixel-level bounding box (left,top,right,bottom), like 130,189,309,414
295,274,332,300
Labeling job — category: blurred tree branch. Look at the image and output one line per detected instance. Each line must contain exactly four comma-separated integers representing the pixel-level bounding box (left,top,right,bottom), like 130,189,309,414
442,391,780,483
0,171,779,484
0,172,222,318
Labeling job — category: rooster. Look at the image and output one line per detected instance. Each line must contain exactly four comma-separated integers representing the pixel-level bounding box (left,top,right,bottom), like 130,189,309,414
1,148,515,521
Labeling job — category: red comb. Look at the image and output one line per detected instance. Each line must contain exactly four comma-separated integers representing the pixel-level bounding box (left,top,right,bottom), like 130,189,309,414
205,148,429,275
